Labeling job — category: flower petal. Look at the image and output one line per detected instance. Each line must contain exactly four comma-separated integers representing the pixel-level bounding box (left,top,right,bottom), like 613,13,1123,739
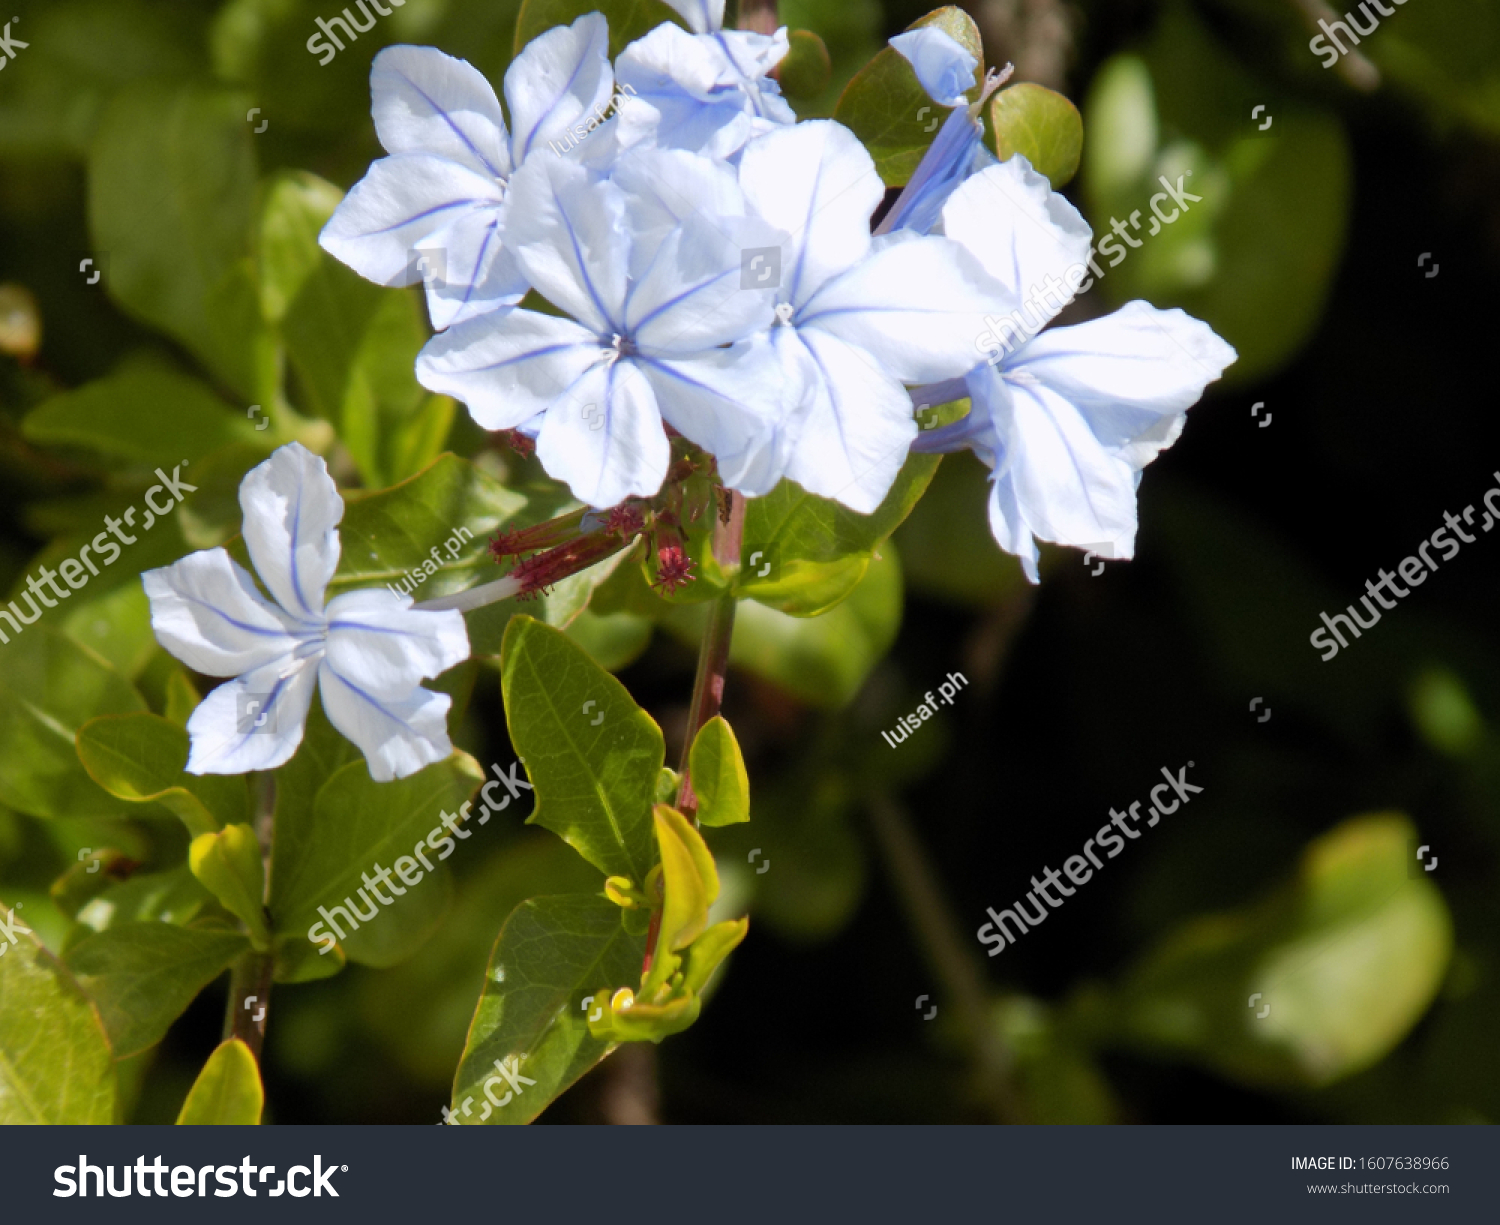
941,155,1094,315
185,656,320,776
416,207,530,330
317,661,454,783
798,229,1002,384
239,442,343,622
660,0,725,34
504,155,629,334
416,308,601,430
535,359,671,507
612,145,749,277
779,327,917,514
504,12,615,163
738,121,882,310
1011,301,1237,469
143,547,307,677
370,45,511,180
324,588,470,696
890,27,977,108
638,338,788,496
318,155,504,289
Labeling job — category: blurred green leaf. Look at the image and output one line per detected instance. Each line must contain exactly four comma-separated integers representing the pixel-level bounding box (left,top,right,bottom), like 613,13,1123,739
989,83,1083,189
66,924,248,1059
76,712,250,835
452,893,645,1124
1114,814,1453,1087
189,824,269,947
563,605,654,672
896,453,1028,607
501,616,661,880
514,0,681,57
0,918,117,1123
779,30,832,101
176,1037,264,1124
0,628,145,819
833,6,984,185
691,715,751,827
87,82,258,385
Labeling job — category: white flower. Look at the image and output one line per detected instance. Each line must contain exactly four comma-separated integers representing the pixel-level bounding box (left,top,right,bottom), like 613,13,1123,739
915,156,1237,580
318,15,615,329
142,443,469,781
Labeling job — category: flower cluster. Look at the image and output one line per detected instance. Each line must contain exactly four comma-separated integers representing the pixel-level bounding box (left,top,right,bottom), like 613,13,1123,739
319,11,1236,579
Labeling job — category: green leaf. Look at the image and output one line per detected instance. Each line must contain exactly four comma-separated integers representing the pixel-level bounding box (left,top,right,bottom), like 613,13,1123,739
989,83,1083,189
681,917,749,996
690,716,750,827
514,0,682,58
779,30,833,101
564,605,655,672
269,750,482,967
451,894,645,1124
67,867,216,949
738,454,937,616
1114,814,1452,1087
76,713,249,835
189,825,269,948
502,616,662,881
66,924,248,1060
0,628,146,819
654,804,718,954
23,362,265,468
895,453,1029,606
833,6,984,185
87,82,257,382
176,1038,264,1124
0,916,117,1123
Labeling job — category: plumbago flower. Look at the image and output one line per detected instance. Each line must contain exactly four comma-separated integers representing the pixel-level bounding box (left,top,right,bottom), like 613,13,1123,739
613,0,795,159
141,444,469,781
416,149,786,508
913,156,1238,580
319,14,614,329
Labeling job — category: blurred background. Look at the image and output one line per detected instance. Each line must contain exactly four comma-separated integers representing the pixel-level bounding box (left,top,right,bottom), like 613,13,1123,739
2,0,1498,1123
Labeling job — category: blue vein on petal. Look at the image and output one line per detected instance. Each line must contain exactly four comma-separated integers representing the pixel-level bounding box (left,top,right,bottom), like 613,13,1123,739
397,73,507,180
323,663,431,733
557,191,620,332
517,33,596,162
367,198,490,237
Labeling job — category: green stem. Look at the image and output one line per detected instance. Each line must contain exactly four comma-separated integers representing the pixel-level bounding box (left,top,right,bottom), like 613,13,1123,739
223,949,274,1060
865,793,1024,1122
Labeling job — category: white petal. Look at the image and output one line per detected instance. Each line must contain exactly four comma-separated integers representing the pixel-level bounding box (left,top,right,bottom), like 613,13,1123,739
986,473,1041,583
318,155,504,289
1012,301,1237,469
738,121,883,309
416,208,529,330
370,45,511,180
505,12,615,163
416,308,601,430
941,155,1094,316
799,230,1001,384
780,328,917,514
317,660,454,783
239,442,343,622
971,362,1139,562
143,548,307,677
324,588,470,696
638,339,788,496
890,27,977,108
535,359,671,507
504,156,629,334
185,656,320,776
627,213,776,354
660,0,725,34
612,145,748,276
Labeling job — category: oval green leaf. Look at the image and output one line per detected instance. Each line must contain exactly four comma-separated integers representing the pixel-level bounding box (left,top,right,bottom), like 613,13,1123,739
176,1038,264,1124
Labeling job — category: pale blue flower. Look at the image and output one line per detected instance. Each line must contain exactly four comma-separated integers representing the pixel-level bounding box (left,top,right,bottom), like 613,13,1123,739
319,15,615,329
659,0,726,33
736,121,1002,512
613,20,796,160
142,444,469,781
914,158,1237,580
415,150,787,508
890,26,977,107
